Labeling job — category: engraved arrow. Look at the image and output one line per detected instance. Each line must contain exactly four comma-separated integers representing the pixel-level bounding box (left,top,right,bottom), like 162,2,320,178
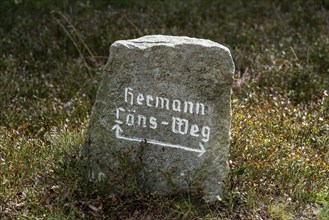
111,124,206,157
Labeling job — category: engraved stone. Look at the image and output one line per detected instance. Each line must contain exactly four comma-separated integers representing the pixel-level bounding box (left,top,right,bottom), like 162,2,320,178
85,35,234,202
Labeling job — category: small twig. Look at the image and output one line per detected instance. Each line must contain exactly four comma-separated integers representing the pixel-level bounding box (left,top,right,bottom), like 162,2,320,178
53,10,97,63
124,15,143,36
55,18,90,68
290,46,299,60
50,9,100,78
306,46,310,65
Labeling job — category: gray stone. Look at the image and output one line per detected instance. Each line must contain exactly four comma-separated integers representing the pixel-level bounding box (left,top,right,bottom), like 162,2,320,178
85,35,234,202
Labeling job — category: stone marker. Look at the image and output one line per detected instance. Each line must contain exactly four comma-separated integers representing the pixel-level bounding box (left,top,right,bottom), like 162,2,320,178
85,35,234,202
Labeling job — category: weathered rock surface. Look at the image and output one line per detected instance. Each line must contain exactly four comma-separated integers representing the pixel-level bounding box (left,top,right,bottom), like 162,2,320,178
86,35,234,202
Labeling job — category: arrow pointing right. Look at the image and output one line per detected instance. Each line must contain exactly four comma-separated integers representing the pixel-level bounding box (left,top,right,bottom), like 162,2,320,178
198,143,206,157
